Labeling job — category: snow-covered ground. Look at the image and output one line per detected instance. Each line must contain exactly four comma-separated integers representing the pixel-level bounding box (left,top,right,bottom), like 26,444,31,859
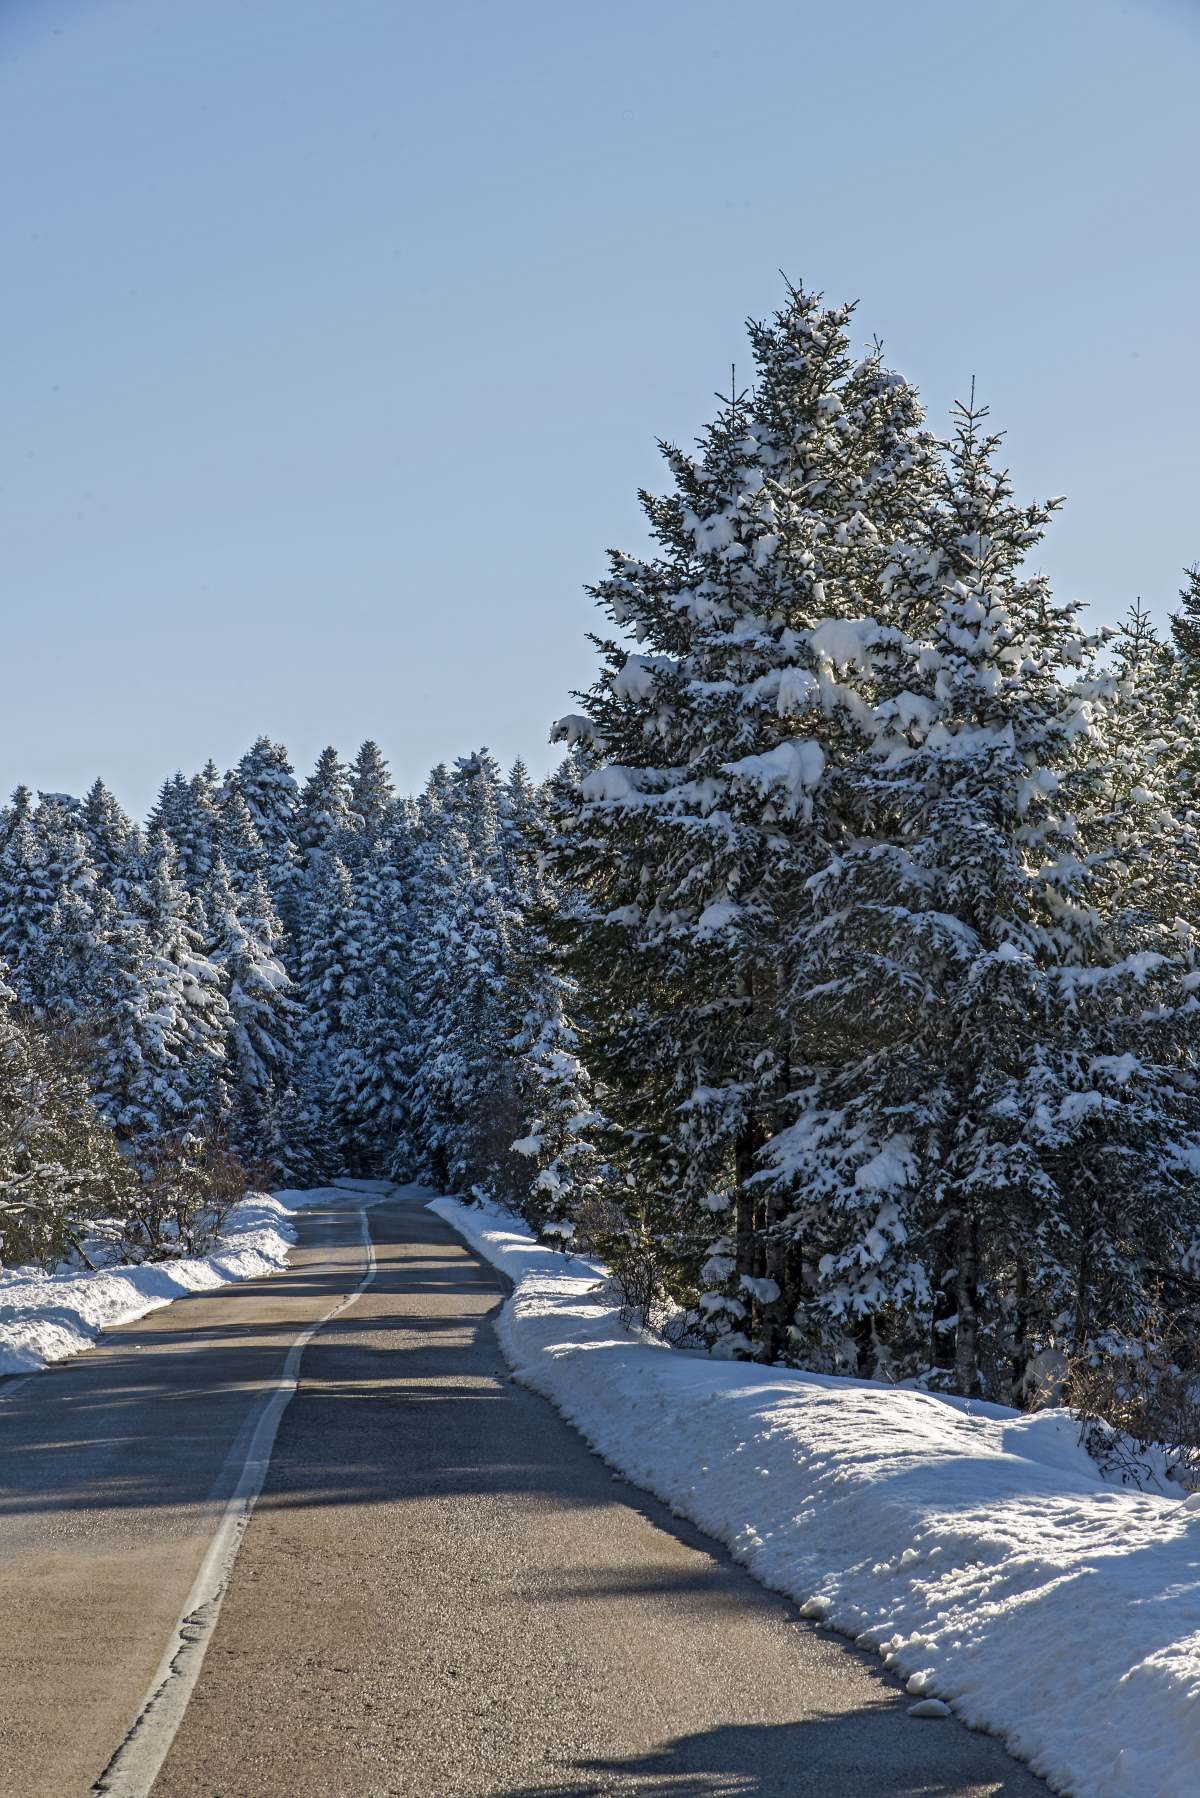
0,1186,346,1377
431,1195,1200,1798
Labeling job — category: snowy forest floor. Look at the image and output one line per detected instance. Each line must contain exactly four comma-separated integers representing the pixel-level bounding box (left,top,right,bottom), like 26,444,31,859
434,1197,1200,1798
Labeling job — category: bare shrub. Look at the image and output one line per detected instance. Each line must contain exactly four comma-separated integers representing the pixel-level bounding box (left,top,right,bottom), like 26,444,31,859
1068,1309,1200,1489
609,1241,666,1329
121,1130,250,1261
565,1190,629,1256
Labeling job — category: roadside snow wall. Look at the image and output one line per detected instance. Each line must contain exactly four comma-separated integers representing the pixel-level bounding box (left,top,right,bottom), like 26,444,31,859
431,1194,1200,1798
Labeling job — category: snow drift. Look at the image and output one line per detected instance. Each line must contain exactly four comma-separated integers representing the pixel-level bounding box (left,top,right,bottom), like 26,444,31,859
0,1190,305,1376
431,1195,1200,1798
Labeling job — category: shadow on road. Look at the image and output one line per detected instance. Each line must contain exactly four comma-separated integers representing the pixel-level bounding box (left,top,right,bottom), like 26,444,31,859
503,1709,1038,1796
0,1199,529,1523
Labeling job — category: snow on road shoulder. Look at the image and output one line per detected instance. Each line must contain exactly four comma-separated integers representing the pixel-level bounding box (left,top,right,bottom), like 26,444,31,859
0,1187,335,1377
431,1194,1200,1798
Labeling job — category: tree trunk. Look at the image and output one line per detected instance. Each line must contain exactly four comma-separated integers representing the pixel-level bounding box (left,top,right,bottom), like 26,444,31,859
1071,1239,1092,1359
954,1211,980,1397
734,1121,759,1279
1009,1258,1030,1408
853,1311,876,1380
930,1278,957,1375
760,1188,796,1362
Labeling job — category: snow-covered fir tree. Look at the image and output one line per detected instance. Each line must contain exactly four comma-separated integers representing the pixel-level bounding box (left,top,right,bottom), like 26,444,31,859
204,859,301,1167
295,851,360,1168
335,808,414,1173
82,778,140,892
549,282,937,1336
216,788,270,895
296,745,356,874
760,400,1200,1397
88,893,196,1162
130,833,232,1137
397,759,517,1195
0,795,99,1017
150,772,219,890
506,765,606,1242
225,737,300,934
348,739,395,844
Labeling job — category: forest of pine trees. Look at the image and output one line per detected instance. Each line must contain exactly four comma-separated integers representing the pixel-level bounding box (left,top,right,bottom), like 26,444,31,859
5,281,1200,1413
0,739,584,1271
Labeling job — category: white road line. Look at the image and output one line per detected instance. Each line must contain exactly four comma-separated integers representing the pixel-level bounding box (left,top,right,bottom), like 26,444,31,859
92,1200,383,1798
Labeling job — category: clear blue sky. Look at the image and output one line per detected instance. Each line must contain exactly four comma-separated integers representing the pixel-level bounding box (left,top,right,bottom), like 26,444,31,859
2,0,1197,817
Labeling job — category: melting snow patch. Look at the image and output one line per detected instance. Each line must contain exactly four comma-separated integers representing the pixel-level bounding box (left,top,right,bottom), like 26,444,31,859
431,1194,1200,1798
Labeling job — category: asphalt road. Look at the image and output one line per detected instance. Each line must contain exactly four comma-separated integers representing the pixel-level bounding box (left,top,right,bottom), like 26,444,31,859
0,1189,1047,1797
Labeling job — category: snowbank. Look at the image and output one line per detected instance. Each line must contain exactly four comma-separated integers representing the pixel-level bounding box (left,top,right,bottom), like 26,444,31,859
0,1180,396,1381
0,1190,312,1376
431,1195,1200,1798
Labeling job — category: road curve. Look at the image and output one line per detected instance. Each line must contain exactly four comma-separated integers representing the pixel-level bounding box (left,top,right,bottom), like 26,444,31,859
0,1188,1045,1797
